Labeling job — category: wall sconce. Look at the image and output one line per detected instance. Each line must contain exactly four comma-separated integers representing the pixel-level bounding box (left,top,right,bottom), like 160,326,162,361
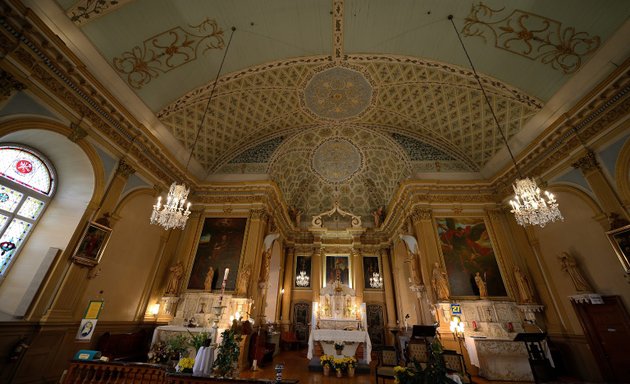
449,316,465,338
150,303,160,317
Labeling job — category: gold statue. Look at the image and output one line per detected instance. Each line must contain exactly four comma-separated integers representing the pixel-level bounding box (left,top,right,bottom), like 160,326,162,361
165,261,184,295
559,252,593,292
204,266,215,291
514,266,534,303
237,263,252,296
431,262,450,301
475,272,488,298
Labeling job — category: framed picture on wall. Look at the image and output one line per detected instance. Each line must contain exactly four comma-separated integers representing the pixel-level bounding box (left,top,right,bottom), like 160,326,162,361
435,217,507,297
187,217,247,291
294,255,312,288
71,222,112,267
363,256,381,289
606,224,630,273
324,255,350,286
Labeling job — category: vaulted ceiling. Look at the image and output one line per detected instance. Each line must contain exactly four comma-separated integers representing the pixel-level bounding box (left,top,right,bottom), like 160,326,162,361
33,0,630,219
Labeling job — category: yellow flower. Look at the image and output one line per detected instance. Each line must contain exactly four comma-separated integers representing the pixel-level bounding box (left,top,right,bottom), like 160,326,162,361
177,356,195,369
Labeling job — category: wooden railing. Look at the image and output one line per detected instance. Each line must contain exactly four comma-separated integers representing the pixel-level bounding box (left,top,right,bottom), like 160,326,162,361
62,361,298,384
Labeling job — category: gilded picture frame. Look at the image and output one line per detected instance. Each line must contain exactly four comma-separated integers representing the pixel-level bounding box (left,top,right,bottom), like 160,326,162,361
606,224,630,273
71,222,112,267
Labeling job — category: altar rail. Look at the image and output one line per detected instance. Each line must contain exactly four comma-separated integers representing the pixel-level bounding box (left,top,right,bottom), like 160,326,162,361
61,361,298,384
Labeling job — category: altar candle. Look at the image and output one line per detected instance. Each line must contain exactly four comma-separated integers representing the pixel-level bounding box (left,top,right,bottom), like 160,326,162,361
223,268,230,281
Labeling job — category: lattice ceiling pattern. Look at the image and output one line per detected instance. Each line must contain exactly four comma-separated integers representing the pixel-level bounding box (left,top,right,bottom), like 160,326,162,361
268,125,410,218
160,56,540,175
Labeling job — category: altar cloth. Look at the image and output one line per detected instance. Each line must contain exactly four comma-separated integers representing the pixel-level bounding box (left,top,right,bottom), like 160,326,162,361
307,329,371,363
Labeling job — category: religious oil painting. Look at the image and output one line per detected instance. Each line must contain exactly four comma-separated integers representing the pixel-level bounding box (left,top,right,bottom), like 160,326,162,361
363,256,381,289
294,255,312,288
436,217,507,297
606,224,630,273
71,222,112,267
187,218,247,291
325,255,350,287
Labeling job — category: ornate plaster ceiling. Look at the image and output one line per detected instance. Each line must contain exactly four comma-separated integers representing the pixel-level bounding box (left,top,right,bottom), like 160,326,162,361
39,0,629,217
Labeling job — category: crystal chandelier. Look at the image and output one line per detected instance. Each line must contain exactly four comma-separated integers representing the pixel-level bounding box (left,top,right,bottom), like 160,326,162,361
150,182,191,230
369,272,383,289
448,16,562,227
509,178,563,227
296,270,310,287
149,27,236,230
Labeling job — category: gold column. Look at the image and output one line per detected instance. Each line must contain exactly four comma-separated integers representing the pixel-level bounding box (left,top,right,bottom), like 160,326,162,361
572,150,630,227
95,159,136,221
410,207,441,297
311,247,322,302
380,247,397,330
280,246,295,325
484,208,518,300
243,208,268,322
352,248,364,302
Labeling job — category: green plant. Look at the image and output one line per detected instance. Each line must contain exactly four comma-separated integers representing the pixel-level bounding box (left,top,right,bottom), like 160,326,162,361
393,340,458,384
187,330,211,351
166,334,191,358
213,329,241,377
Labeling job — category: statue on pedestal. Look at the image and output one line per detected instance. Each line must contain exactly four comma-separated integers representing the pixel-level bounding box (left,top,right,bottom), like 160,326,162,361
165,261,184,295
514,266,535,303
204,267,215,291
559,252,593,292
475,272,488,298
431,262,450,301
237,264,252,296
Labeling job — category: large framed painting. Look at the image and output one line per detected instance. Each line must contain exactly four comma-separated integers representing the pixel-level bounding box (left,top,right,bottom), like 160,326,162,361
363,256,381,289
436,217,507,297
606,224,630,273
324,255,350,286
187,218,247,291
294,255,312,288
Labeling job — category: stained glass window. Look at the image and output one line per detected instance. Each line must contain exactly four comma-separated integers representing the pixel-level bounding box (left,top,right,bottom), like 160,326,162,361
0,185,23,212
17,196,45,220
0,144,56,277
0,146,54,196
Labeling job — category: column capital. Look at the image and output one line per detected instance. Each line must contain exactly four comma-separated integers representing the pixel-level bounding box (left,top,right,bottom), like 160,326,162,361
411,207,433,223
249,208,268,220
116,159,136,178
571,150,599,173
0,70,26,103
68,122,88,143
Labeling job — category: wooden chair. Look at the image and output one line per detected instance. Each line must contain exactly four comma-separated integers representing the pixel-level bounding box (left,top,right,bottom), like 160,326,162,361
280,331,300,350
406,339,429,369
375,346,399,384
442,349,472,383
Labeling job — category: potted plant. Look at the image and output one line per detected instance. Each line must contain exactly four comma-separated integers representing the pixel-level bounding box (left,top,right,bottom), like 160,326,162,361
147,341,171,365
320,354,334,376
213,329,241,377
345,356,357,377
333,357,347,377
176,356,195,373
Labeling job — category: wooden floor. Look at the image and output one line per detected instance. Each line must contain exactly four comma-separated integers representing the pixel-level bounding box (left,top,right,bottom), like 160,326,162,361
237,348,558,384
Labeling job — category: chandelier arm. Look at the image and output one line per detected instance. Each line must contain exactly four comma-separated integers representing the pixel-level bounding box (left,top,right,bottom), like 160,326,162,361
447,15,523,179
185,26,237,172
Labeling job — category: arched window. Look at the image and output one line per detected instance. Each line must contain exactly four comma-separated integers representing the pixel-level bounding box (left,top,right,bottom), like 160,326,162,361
0,144,56,277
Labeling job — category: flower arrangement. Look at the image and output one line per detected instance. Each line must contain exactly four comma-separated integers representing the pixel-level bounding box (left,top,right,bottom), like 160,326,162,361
320,354,334,368
187,330,210,351
393,365,417,384
345,356,357,368
176,357,195,373
333,356,356,371
147,341,171,364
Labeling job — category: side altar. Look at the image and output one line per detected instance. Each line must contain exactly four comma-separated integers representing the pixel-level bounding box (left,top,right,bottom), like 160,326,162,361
307,280,371,363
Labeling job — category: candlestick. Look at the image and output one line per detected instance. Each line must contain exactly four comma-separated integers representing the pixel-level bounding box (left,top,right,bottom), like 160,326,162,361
224,268,229,281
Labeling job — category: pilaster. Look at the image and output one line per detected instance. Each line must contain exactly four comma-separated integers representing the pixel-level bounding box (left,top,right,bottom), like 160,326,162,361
380,248,397,330
280,246,295,324
352,248,364,302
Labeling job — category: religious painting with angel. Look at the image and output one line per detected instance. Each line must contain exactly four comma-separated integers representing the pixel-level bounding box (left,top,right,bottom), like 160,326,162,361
436,217,507,297
187,217,247,291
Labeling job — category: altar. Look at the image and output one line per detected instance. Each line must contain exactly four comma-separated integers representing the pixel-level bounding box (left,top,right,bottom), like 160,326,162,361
307,329,372,363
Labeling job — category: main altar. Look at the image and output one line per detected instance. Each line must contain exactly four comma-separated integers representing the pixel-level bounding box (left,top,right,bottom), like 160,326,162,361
307,280,371,363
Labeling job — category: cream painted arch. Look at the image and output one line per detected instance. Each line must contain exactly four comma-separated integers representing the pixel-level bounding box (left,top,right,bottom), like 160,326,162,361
0,118,107,204
547,183,606,218
0,121,99,318
614,137,630,209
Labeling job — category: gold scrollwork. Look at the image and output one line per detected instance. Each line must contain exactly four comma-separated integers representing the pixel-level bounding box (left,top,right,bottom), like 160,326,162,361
462,2,600,74
113,17,225,89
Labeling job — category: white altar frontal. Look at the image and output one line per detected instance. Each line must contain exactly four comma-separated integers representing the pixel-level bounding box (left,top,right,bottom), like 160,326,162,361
308,280,371,363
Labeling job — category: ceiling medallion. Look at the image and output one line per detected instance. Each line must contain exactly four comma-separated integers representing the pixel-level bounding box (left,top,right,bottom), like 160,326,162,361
311,138,363,184
303,67,373,120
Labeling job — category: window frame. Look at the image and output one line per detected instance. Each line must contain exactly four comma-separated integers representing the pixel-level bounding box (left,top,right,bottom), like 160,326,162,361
0,143,56,280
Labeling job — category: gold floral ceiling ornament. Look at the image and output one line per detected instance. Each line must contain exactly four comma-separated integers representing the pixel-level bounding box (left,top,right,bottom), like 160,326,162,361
303,66,373,120
311,137,364,184
449,15,563,228
462,2,600,74
113,17,225,89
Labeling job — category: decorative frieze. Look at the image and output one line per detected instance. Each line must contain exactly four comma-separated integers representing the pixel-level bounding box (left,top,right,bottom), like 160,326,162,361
116,159,136,178
0,70,25,102
571,150,599,173
68,123,88,142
